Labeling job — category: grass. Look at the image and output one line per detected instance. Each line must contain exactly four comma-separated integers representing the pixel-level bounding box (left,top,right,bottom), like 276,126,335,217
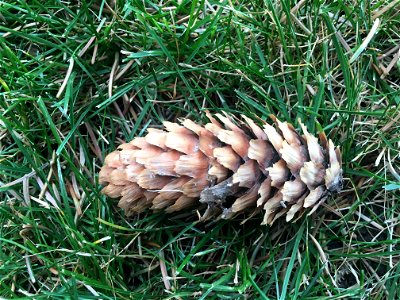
0,0,400,299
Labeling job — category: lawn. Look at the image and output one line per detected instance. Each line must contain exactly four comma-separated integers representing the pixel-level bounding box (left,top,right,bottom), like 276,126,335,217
1,0,400,299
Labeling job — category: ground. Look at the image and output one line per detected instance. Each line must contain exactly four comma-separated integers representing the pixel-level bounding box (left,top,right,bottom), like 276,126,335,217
0,1,400,299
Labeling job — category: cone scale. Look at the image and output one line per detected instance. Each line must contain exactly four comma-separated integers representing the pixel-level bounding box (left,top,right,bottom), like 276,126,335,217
99,113,342,225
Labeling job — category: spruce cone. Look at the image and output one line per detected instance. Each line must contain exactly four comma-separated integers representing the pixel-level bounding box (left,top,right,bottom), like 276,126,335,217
99,113,342,225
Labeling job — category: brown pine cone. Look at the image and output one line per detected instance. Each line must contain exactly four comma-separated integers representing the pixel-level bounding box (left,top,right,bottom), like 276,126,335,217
99,112,342,225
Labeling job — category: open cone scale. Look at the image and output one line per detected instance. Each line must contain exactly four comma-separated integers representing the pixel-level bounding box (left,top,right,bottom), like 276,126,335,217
99,113,342,225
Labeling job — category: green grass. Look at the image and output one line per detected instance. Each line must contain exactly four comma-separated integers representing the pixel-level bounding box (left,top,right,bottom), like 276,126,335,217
1,0,400,299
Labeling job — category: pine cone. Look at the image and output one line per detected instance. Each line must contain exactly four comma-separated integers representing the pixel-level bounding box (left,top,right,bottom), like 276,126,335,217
99,112,342,225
